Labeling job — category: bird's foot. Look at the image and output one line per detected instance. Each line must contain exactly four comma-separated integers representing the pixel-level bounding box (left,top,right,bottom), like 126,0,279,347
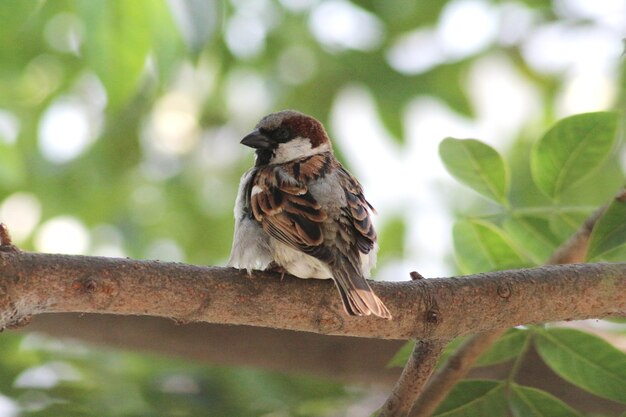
265,262,287,280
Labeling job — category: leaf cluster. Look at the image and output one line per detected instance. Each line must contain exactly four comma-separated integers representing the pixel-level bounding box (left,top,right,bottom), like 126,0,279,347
440,112,625,272
391,112,626,416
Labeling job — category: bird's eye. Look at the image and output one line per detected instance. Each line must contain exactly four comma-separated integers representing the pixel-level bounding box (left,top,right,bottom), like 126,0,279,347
273,127,290,143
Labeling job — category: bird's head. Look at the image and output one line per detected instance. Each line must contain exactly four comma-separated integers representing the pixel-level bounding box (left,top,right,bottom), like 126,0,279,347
241,110,332,166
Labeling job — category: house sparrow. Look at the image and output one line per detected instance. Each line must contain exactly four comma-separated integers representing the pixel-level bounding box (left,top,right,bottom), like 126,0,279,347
228,110,391,319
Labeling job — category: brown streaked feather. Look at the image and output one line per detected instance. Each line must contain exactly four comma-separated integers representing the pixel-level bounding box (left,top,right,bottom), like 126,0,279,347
289,193,320,209
249,151,389,319
251,153,377,260
337,168,377,255
289,213,323,245
296,154,333,181
250,158,328,251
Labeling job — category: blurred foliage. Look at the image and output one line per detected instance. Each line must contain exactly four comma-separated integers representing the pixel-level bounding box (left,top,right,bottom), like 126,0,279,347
0,332,353,417
0,0,625,415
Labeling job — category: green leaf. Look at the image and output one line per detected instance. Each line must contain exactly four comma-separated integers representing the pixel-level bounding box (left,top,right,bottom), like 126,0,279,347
387,340,414,368
548,210,591,242
476,328,529,367
596,245,626,262
435,337,467,369
535,327,626,403
453,219,528,274
440,138,509,204
433,380,508,417
587,191,626,260
504,215,561,265
531,112,619,199
78,0,155,110
509,384,583,417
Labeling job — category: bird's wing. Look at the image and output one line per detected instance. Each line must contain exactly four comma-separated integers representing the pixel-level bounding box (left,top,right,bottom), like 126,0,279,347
249,154,333,262
329,166,390,319
337,165,377,255
250,154,377,259
250,153,391,319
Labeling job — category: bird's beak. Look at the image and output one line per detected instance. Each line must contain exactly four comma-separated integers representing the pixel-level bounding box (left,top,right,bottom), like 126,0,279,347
240,130,273,149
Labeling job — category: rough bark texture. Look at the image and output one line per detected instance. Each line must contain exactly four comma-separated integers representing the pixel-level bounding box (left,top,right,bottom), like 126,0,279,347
0,251,624,340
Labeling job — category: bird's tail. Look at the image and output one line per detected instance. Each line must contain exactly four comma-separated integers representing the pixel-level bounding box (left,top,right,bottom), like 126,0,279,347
331,258,392,320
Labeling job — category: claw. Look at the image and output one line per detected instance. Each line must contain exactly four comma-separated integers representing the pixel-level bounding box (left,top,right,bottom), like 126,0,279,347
265,262,287,280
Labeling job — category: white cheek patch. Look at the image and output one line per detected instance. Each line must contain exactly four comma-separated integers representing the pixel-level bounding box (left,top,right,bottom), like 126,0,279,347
271,138,330,164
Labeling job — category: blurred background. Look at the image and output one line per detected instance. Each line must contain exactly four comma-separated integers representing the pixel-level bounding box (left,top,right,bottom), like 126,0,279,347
0,0,624,416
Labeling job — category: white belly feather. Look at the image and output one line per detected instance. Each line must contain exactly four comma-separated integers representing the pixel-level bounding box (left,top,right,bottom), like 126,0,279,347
272,241,332,279
272,239,377,280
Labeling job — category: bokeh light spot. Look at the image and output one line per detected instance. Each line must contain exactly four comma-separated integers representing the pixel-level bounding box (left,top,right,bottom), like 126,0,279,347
387,29,444,75
309,0,384,52
38,98,94,163
0,395,18,417
150,92,200,155
44,12,84,54
0,192,42,243
146,238,185,262
0,110,20,144
35,216,90,255
438,0,498,59
14,362,82,389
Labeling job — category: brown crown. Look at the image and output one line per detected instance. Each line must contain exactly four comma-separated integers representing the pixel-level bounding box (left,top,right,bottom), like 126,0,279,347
257,110,330,148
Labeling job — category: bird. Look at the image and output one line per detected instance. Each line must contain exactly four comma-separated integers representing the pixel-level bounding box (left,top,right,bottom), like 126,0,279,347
228,110,392,319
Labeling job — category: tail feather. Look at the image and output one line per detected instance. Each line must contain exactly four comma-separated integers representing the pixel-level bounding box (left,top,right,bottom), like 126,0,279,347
331,259,392,320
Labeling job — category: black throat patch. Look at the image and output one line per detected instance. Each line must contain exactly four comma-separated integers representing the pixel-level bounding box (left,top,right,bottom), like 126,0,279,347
255,149,275,166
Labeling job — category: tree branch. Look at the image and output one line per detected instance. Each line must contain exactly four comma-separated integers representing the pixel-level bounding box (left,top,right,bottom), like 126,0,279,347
408,329,506,417
0,251,624,340
406,198,612,416
546,204,607,265
378,339,446,417
24,314,404,385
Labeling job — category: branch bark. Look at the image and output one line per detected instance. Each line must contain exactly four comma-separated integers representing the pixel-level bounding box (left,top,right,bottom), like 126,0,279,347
0,251,624,340
406,201,610,416
379,340,446,417
408,330,506,417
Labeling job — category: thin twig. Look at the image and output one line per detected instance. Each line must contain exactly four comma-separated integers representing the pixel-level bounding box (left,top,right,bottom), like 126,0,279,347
376,269,441,417
546,204,608,265
406,197,611,417
378,340,446,417
408,330,506,417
